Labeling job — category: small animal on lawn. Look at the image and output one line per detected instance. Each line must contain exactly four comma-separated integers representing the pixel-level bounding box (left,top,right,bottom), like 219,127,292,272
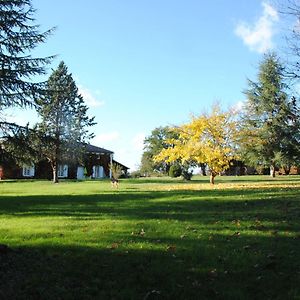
111,177,119,188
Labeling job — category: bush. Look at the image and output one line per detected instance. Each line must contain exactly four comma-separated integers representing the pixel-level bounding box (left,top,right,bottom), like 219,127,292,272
130,171,141,178
169,164,182,178
110,163,123,179
182,169,193,180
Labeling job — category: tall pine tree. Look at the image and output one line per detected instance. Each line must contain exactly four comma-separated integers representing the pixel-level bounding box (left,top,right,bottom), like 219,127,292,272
0,0,54,112
239,53,300,176
36,61,95,183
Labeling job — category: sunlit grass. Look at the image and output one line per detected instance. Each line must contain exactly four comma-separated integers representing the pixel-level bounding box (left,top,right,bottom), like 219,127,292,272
0,176,300,299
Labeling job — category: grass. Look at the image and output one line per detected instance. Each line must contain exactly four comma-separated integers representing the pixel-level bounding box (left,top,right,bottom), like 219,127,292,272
0,176,300,299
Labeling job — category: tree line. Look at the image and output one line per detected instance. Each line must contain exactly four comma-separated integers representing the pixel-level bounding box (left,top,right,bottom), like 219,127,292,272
139,52,300,183
2,1,300,184
0,0,95,183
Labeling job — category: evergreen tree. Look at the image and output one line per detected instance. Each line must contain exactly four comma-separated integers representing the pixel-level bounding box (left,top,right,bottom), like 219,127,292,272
0,0,54,112
278,96,300,173
239,53,300,177
36,61,95,183
279,0,300,79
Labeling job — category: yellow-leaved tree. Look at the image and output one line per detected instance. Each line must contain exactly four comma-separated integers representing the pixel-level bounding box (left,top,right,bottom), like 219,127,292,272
154,105,238,184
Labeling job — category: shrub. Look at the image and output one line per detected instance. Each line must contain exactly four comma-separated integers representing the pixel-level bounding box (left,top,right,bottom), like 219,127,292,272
130,171,142,178
169,164,182,178
182,169,193,180
110,163,123,179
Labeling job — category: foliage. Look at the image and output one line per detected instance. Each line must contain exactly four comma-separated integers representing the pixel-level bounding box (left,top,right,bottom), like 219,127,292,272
239,53,300,177
35,61,96,183
168,164,182,178
181,165,193,180
110,163,123,180
139,151,154,176
154,105,238,184
0,0,54,132
129,170,142,178
0,177,300,299
279,0,300,79
140,126,179,175
1,125,40,166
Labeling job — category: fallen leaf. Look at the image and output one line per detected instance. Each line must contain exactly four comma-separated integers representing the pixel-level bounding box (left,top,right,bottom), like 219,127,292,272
232,231,240,236
267,253,276,260
208,269,218,278
166,245,176,252
143,290,161,300
110,243,119,249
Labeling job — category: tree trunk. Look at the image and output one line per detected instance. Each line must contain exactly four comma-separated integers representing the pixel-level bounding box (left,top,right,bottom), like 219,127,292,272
270,164,276,178
283,165,291,175
52,162,59,183
200,163,207,176
210,173,216,185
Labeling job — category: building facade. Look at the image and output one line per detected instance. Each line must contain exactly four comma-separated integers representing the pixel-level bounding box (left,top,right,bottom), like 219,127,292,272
0,144,129,180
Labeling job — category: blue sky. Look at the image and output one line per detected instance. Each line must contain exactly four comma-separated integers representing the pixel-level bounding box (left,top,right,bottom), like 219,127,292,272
8,0,285,170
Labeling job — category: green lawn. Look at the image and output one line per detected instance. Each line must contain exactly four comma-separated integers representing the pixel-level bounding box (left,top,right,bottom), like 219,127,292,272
0,176,300,299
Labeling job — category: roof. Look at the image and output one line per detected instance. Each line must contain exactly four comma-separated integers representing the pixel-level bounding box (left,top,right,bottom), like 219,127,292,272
86,144,114,155
113,159,130,170
85,145,129,170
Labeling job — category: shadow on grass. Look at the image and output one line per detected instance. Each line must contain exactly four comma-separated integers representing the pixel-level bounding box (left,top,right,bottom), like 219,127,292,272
1,234,300,299
0,189,299,226
1,187,300,299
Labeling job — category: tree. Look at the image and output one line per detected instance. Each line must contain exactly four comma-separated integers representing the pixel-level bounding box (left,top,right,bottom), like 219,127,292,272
278,0,300,79
140,126,178,175
276,96,300,173
110,163,123,180
0,0,54,114
1,124,38,165
239,53,300,177
35,61,95,183
154,105,238,184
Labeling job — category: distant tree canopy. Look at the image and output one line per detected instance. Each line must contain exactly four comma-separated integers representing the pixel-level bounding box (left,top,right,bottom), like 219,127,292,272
140,126,178,175
239,53,300,176
154,105,238,184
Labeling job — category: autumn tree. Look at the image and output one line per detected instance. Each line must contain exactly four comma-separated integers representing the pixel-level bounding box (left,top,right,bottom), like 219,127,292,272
154,105,238,184
239,53,300,177
35,62,95,183
0,0,54,130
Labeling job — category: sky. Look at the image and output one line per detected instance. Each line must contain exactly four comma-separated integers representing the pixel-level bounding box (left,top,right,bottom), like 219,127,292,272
7,0,287,171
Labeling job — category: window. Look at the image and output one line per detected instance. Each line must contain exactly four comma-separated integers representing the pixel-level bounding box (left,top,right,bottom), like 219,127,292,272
58,165,68,178
93,165,104,178
23,165,35,177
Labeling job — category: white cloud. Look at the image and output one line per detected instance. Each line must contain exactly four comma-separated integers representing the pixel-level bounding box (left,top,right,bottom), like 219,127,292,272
78,85,105,108
235,2,279,53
